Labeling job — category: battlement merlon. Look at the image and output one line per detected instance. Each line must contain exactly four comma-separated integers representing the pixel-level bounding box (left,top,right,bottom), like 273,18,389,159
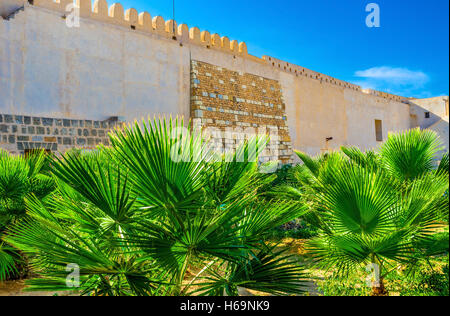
10,0,409,103
361,89,409,103
28,0,249,55
263,56,362,91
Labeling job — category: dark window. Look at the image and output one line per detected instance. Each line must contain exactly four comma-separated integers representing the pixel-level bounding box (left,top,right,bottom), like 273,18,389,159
425,112,431,119
375,120,383,142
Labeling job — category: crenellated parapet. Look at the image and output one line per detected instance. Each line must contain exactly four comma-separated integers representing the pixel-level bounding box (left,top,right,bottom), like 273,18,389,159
263,56,408,101
263,56,362,91
361,88,408,103
27,0,407,103
30,0,249,57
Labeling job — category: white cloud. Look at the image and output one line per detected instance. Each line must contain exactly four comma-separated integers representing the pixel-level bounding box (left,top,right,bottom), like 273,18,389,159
355,66,429,86
352,66,431,97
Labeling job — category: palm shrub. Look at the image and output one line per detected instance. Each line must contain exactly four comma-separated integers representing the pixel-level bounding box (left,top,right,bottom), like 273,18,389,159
5,117,308,296
294,128,449,295
0,149,55,281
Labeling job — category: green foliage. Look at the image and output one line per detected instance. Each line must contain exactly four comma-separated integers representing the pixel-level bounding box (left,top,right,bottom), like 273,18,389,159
259,164,293,193
0,149,55,281
5,118,308,296
292,129,449,295
3,124,448,296
436,152,449,175
258,163,316,238
191,246,308,296
380,128,443,182
266,219,319,240
317,255,449,296
399,256,449,296
315,268,373,296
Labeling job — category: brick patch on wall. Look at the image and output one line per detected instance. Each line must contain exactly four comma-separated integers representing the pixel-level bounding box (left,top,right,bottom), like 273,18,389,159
0,114,119,155
190,60,293,164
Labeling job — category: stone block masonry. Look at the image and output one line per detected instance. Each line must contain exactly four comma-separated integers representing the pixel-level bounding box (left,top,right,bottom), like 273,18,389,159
0,114,119,155
190,60,293,164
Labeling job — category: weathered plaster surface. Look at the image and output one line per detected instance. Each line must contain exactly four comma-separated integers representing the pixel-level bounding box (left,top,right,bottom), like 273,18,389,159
0,0,25,18
344,90,411,150
1,5,191,121
409,96,449,128
1,2,448,158
429,117,449,154
407,97,449,153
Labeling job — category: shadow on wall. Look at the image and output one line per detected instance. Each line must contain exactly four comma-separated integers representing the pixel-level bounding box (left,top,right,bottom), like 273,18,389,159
408,96,449,155
0,0,25,18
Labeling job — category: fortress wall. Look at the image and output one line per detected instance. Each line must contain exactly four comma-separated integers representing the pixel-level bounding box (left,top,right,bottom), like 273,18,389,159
409,96,449,129
344,89,411,151
0,113,119,155
190,60,293,164
408,96,449,154
278,72,411,157
1,2,192,121
279,71,349,157
1,1,416,157
429,118,449,154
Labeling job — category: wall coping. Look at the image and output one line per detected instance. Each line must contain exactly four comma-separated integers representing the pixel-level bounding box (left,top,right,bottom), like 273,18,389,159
26,0,409,103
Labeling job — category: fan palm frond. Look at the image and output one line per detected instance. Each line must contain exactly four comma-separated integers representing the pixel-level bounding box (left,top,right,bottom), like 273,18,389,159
0,242,19,281
380,128,443,182
317,163,397,236
294,150,320,177
437,152,449,175
191,246,308,296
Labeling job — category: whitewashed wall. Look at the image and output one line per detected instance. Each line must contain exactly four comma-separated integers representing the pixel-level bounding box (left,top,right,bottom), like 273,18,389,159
0,3,424,156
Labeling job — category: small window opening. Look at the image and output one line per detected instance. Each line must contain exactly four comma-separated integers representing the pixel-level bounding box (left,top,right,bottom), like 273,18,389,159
375,120,383,142
425,112,431,119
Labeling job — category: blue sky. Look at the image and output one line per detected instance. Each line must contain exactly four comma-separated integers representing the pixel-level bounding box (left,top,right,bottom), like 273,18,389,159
118,0,449,98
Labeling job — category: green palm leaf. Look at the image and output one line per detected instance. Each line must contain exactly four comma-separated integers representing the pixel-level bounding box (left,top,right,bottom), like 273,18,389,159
191,247,308,296
380,128,443,181
317,163,397,236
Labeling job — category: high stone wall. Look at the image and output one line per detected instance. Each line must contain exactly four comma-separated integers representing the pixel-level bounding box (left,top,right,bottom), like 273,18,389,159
0,113,119,155
0,1,429,160
191,60,293,164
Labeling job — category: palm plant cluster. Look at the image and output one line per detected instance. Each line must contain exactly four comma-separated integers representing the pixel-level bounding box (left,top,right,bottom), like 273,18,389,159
278,128,449,295
0,149,55,280
2,118,308,296
0,117,448,296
